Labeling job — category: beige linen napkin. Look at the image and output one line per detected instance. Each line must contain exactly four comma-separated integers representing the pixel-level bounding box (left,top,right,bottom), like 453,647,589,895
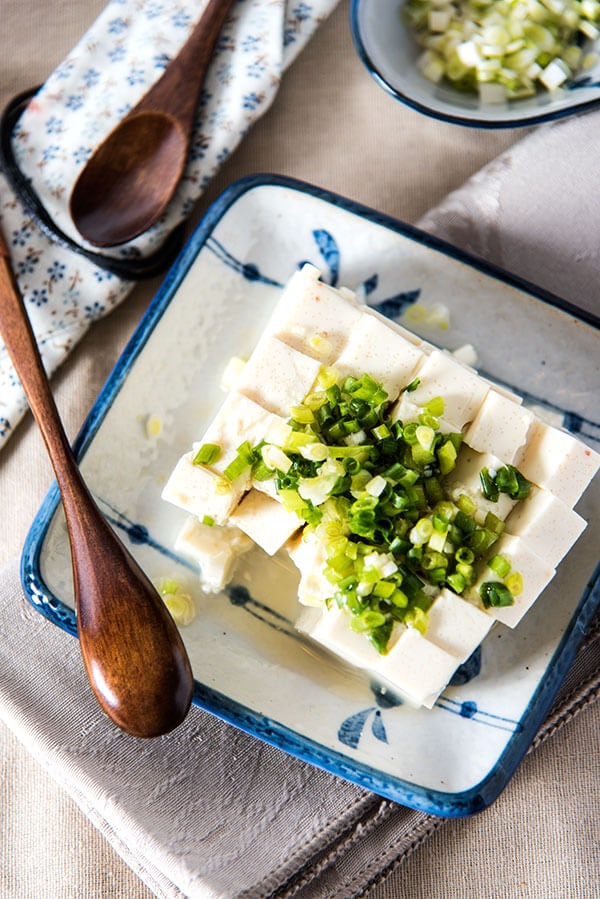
0,110,599,897
417,113,600,318
0,555,598,899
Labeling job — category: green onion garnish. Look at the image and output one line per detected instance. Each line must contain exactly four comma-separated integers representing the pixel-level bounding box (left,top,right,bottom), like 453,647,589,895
480,464,531,502
193,442,222,465
488,553,511,578
241,367,532,652
479,581,515,609
223,441,255,480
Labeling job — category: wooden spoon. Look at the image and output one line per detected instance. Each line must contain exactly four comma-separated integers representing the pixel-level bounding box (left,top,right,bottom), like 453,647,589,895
70,0,235,247
0,226,194,738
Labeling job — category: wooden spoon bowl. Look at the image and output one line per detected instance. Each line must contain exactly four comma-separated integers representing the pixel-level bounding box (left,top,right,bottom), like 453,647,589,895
70,0,235,247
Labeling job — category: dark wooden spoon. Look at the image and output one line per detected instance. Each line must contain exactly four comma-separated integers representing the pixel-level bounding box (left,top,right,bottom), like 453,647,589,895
70,0,235,247
0,226,194,738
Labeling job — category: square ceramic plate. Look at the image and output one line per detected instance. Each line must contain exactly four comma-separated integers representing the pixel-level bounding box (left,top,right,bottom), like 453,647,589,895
22,175,600,817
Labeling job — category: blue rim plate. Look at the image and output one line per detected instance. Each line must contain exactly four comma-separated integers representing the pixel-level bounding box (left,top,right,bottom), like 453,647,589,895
350,0,600,128
22,174,600,817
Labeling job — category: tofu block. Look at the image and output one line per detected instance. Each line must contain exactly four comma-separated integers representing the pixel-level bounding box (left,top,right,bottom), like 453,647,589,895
424,589,493,661
365,306,431,348
296,603,387,671
504,486,586,566
200,390,286,483
518,420,600,506
444,447,517,523
467,534,555,628
334,313,425,402
174,516,253,592
162,451,241,524
237,335,322,417
298,602,463,708
390,395,459,435
376,627,462,708
229,489,301,556
464,390,535,465
266,264,363,363
287,533,332,607
401,350,489,431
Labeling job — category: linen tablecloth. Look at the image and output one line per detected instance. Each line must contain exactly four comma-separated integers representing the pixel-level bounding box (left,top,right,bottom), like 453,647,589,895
1,2,598,898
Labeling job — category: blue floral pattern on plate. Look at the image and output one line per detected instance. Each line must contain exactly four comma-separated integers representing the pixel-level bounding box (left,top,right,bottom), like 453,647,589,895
21,176,600,817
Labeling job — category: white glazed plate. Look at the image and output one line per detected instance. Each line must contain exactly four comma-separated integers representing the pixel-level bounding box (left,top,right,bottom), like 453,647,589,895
22,175,600,817
351,0,600,127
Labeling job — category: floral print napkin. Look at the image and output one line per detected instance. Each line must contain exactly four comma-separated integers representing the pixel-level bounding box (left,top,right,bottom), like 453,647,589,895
0,0,339,450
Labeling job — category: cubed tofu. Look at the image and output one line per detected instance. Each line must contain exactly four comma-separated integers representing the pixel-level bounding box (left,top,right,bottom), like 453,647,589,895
467,534,555,628
296,602,392,671
402,350,489,431
365,306,431,348
237,335,322,417
266,264,363,363
518,420,600,506
376,626,462,708
444,447,517,523
229,489,301,556
464,390,535,465
504,486,586,566
200,390,286,485
174,515,253,592
251,475,279,500
287,533,332,607
334,313,425,402
424,588,493,661
161,451,241,524
390,394,459,435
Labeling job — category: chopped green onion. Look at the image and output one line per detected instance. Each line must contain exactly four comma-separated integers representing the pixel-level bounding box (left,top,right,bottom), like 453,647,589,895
457,493,476,515
447,572,466,594
479,581,515,608
193,442,221,465
157,578,196,627
237,364,534,654
480,463,531,502
496,464,531,500
488,554,511,578
437,438,457,475
423,396,445,417
404,0,599,101
505,571,524,596
480,467,499,502
410,516,434,544
289,404,315,424
455,546,475,565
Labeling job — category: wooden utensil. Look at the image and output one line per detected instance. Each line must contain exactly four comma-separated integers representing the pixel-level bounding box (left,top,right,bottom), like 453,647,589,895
0,226,194,738
70,0,235,247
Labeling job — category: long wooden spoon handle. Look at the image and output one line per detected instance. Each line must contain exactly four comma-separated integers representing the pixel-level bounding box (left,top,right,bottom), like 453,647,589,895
0,229,79,488
0,227,194,738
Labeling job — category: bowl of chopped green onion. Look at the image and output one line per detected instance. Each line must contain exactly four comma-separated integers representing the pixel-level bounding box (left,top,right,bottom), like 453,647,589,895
350,0,600,126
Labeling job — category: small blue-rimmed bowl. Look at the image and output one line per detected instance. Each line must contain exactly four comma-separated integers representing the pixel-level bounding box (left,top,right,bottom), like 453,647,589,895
350,0,600,128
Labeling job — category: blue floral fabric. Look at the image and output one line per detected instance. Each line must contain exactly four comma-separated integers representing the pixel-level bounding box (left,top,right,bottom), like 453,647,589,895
0,0,339,448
